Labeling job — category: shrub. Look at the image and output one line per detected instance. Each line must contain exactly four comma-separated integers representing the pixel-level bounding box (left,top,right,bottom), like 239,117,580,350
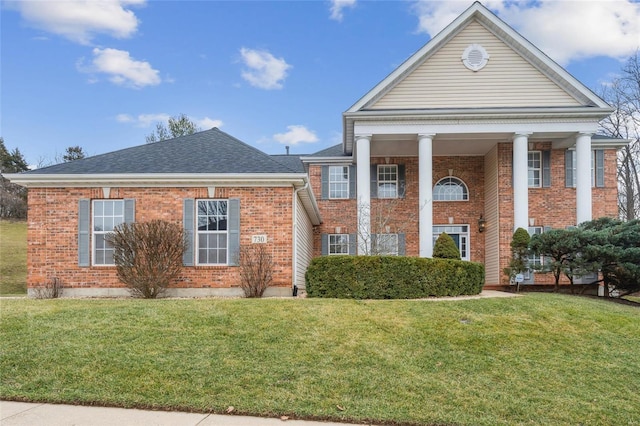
238,245,274,298
433,232,461,260
32,277,62,299
106,220,187,298
504,227,530,287
306,256,484,299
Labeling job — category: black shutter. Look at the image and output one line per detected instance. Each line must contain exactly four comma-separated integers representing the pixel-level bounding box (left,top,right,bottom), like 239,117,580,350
565,150,574,188
321,166,329,199
370,164,378,198
542,151,551,188
349,165,356,199
183,199,195,266
398,164,406,197
78,199,90,267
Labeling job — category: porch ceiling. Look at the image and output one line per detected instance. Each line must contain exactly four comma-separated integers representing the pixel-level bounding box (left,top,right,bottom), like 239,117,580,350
367,132,578,157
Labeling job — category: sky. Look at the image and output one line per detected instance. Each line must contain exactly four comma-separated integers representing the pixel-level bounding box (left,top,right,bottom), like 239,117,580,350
1,0,639,167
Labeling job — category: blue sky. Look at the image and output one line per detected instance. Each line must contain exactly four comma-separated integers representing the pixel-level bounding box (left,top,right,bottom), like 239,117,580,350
2,0,639,167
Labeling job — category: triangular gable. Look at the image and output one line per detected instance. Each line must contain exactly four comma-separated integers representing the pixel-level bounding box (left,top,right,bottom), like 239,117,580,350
347,1,609,112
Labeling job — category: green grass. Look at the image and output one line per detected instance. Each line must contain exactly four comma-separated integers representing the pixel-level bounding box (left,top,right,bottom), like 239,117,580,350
624,295,640,303
1,294,639,425
0,220,27,295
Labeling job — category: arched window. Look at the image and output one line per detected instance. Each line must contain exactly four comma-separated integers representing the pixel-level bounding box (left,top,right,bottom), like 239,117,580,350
434,177,468,201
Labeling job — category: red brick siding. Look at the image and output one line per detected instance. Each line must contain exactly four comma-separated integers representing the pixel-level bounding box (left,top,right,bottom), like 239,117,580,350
26,186,294,290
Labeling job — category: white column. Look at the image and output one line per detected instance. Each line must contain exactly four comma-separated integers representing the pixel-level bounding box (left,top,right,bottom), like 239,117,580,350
356,135,371,254
418,134,435,257
576,132,593,224
513,132,531,231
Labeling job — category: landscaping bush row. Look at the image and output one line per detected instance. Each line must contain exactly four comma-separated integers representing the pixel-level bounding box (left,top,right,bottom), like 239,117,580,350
305,256,485,299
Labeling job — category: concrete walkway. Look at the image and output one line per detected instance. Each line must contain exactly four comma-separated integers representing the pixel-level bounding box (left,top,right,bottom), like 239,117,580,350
0,401,373,426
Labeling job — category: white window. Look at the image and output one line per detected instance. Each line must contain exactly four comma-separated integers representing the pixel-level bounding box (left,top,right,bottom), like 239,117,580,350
197,200,228,265
375,233,398,255
329,166,349,199
377,165,398,199
328,234,350,255
432,225,470,260
570,150,599,187
92,200,124,265
434,177,469,201
528,226,544,268
528,151,542,188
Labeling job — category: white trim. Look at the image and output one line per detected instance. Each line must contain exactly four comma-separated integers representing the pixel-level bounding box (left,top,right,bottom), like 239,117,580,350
195,199,229,266
300,156,352,164
528,150,542,188
91,199,124,266
328,165,350,199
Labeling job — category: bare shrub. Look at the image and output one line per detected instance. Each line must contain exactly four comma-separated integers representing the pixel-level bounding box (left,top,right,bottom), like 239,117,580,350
32,277,63,299
238,245,273,298
106,220,187,298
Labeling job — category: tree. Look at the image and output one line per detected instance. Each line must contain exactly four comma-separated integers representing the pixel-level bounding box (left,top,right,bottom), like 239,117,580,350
0,137,29,218
62,145,86,162
145,114,201,143
433,232,461,260
529,228,585,292
599,52,640,220
105,220,188,298
579,218,640,297
504,227,530,291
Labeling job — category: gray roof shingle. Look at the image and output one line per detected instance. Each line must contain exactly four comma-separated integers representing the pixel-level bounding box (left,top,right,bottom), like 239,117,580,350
27,128,302,175
307,144,347,157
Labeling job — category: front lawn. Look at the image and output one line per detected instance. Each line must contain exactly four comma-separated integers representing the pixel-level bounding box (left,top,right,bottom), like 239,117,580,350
1,294,639,425
0,220,27,295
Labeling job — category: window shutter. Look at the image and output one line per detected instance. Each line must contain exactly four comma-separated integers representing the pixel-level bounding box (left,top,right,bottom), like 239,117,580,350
183,199,194,266
565,150,574,188
371,233,378,254
348,233,357,255
398,233,405,256
595,150,604,187
542,150,551,188
398,164,406,197
321,234,328,256
78,199,90,267
124,199,135,223
370,164,378,198
228,198,240,266
349,165,356,199
321,165,329,199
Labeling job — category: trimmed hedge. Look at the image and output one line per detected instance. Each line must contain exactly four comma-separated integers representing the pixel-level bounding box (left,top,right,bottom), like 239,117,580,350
305,256,485,299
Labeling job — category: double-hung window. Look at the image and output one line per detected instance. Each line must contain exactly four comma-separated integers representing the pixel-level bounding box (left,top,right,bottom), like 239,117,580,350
328,234,350,255
92,200,124,265
375,233,399,256
527,226,544,269
197,200,228,265
378,165,398,198
528,151,542,188
567,150,605,188
329,166,349,199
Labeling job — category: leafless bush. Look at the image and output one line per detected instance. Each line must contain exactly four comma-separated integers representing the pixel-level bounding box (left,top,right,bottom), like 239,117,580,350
32,277,63,299
238,245,273,298
106,220,187,298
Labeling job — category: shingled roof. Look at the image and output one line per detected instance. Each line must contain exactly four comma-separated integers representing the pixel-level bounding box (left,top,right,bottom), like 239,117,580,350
26,128,302,175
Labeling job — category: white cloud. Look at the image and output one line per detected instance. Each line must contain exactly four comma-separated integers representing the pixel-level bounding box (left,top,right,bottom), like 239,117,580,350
330,0,357,21
116,113,222,129
412,0,640,65
9,0,145,45
273,125,319,145
80,48,161,88
197,117,224,129
239,48,291,90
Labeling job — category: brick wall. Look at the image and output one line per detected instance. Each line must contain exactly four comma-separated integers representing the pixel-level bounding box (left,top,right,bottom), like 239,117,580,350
26,186,294,291
497,143,619,285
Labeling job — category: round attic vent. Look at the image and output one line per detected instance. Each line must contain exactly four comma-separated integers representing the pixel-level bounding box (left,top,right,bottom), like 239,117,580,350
462,44,489,71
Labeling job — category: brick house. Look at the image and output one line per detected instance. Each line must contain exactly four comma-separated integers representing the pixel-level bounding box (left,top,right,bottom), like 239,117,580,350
8,2,627,296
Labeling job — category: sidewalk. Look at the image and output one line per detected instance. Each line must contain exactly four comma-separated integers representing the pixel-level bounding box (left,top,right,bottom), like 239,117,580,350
1,401,373,426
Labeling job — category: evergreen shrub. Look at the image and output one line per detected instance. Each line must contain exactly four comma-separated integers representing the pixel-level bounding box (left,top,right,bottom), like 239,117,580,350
306,256,484,299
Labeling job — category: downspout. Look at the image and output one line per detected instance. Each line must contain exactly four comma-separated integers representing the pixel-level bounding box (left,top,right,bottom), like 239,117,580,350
292,181,309,296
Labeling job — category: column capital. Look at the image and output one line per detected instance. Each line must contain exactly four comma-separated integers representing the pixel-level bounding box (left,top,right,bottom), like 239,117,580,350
577,131,594,138
513,132,532,140
354,134,372,142
418,133,436,140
